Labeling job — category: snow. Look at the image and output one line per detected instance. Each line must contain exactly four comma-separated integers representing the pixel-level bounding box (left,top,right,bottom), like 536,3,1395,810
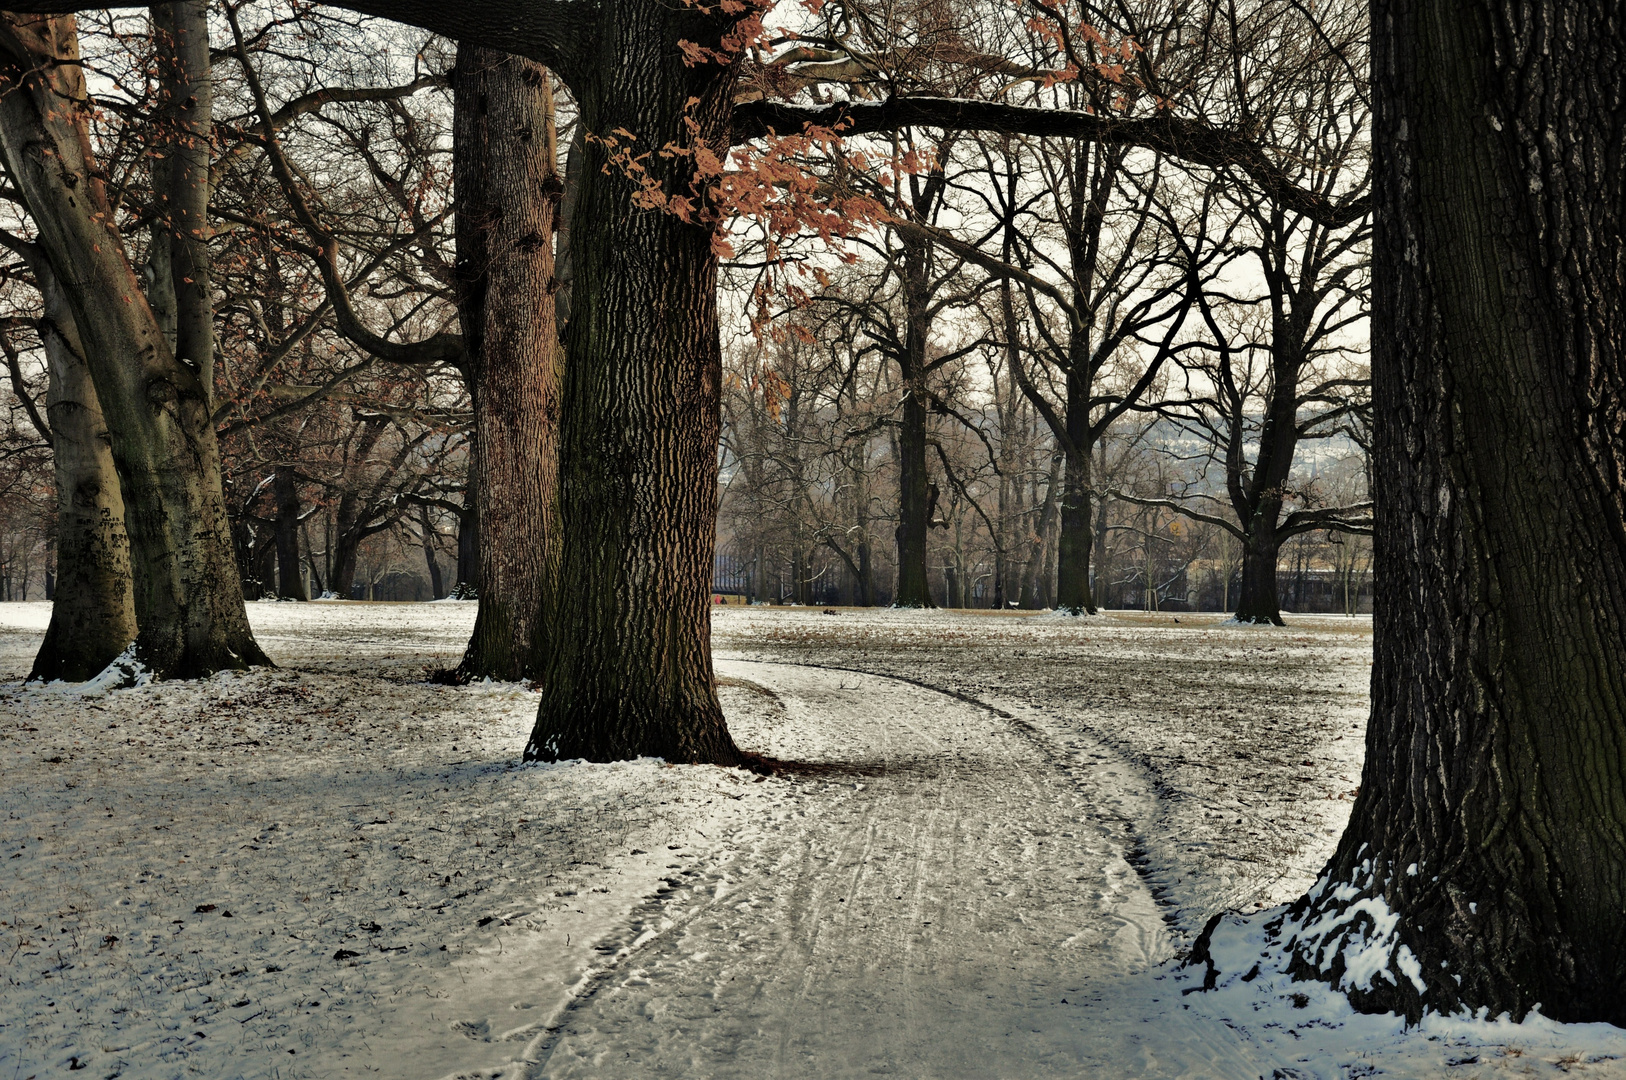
1168,910,1626,1079
1,601,1622,1079
71,645,153,696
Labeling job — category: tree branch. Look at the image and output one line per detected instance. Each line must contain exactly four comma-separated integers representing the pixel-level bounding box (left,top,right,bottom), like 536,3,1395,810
735,97,1368,228
10,1,592,82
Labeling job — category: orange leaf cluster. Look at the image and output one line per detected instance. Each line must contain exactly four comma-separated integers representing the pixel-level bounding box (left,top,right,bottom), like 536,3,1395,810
677,0,775,67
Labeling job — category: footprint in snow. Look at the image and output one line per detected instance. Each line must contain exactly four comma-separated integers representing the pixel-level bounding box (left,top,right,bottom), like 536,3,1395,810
451,1018,490,1041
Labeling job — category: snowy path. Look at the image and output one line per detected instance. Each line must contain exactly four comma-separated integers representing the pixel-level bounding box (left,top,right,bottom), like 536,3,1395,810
6,603,1623,1079
532,660,1198,1078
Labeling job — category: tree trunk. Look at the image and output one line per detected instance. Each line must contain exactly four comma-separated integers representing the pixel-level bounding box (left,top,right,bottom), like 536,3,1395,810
857,533,873,607
893,386,934,607
1232,515,1283,625
150,1,213,395
1282,0,1626,1025
29,259,137,681
1018,455,1062,609
273,465,305,600
420,506,445,600
523,4,746,765
251,535,275,603
1093,489,1112,610
302,517,324,596
330,500,363,600
448,445,479,598
0,13,268,678
1054,380,1096,613
892,239,935,608
452,44,562,683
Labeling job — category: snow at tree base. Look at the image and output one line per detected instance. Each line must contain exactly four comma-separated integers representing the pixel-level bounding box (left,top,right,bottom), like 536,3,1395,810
3,603,1622,1079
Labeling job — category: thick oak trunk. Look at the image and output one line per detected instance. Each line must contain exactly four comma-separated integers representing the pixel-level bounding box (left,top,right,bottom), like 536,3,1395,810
523,3,744,764
451,45,562,683
0,13,268,678
1232,512,1284,625
1054,458,1095,613
1283,0,1626,1025
1229,365,1299,624
29,260,137,681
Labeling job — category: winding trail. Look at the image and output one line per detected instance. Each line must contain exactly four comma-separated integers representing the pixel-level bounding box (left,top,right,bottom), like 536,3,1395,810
526,660,1240,1079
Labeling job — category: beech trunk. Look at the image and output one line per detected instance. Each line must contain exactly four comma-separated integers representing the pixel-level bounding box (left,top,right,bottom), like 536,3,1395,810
29,258,137,681
0,13,268,678
150,1,212,392
451,44,561,682
1285,0,1626,1024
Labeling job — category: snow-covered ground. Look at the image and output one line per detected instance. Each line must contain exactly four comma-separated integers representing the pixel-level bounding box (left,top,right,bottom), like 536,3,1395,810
1,601,1621,1079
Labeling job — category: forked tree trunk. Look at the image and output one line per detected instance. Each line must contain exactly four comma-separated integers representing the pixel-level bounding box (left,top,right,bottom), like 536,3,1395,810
452,45,562,682
1283,0,1626,1025
28,259,137,681
524,3,744,765
329,498,364,599
0,13,268,678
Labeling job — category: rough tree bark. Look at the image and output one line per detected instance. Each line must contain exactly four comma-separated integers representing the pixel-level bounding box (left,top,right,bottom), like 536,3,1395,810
1281,0,1626,1025
0,12,269,678
521,3,747,764
451,44,562,683
26,256,138,680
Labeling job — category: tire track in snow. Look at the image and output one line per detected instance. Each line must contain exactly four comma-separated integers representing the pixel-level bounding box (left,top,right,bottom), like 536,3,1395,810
523,660,1179,1079
731,656,1189,936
